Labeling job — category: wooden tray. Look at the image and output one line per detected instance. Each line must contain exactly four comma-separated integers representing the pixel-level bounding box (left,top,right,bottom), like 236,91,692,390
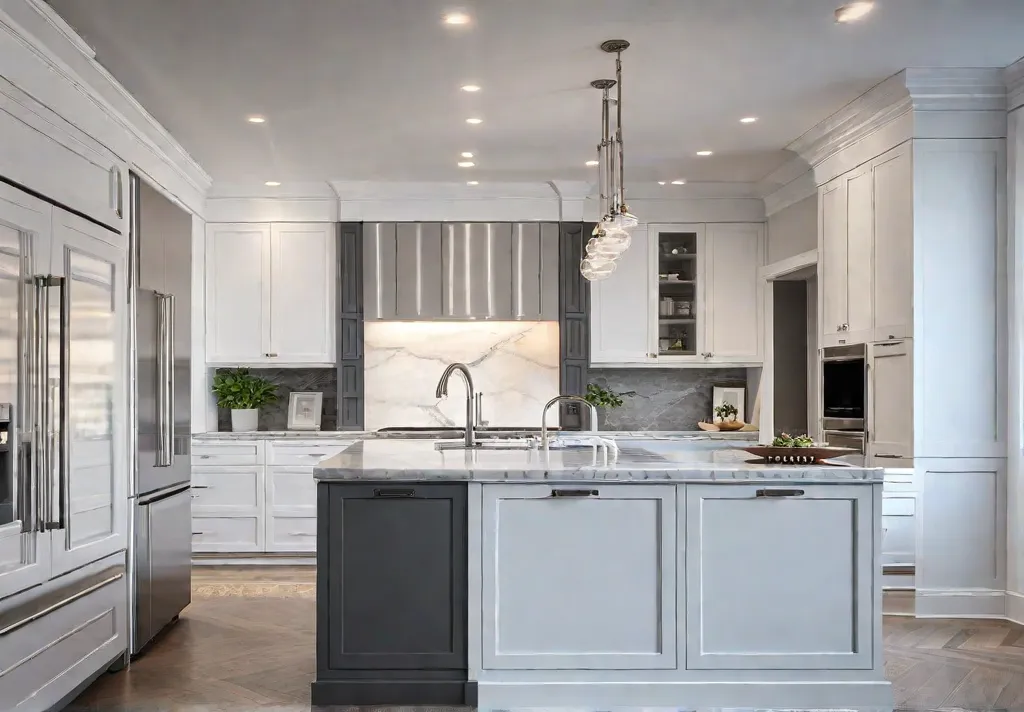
741,446,857,464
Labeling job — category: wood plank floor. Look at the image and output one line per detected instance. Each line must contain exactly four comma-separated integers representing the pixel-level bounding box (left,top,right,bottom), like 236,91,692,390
68,568,1024,711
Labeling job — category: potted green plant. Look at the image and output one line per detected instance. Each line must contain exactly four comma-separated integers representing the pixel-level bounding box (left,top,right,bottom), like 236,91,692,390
713,402,743,431
212,368,278,432
583,383,625,429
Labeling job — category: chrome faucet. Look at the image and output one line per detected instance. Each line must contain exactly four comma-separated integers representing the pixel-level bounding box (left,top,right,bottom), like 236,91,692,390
435,363,476,447
540,395,598,448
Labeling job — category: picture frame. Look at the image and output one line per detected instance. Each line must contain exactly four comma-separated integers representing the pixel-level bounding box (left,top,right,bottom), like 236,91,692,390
711,385,745,423
287,391,323,431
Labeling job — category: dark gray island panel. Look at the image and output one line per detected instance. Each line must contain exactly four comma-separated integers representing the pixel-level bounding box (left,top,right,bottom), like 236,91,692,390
313,481,472,706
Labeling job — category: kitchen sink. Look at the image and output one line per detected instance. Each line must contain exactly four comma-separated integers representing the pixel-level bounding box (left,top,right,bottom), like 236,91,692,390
434,440,535,451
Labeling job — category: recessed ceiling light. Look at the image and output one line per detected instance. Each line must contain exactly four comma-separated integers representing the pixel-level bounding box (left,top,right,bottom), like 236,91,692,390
247,115,266,124
696,150,713,156
834,1,874,23
671,179,686,185
585,160,599,166
458,161,475,167
461,84,481,92
264,181,281,186
466,117,482,124
658,181,666,185
461,151,474,158
467,181,479,185
740,116,758,124
444,11,470,25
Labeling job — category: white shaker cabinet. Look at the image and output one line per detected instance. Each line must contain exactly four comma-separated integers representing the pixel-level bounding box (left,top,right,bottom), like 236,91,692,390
871,144,913,341
590,226,654,363
867,339,913,466
590,222,763,366
685,484,874,670
206,222,335,365
703,223,763,363
480,483,677,670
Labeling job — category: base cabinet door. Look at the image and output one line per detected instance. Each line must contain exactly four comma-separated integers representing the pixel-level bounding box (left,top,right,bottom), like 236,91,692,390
319,483,467,671
685,484,873,669
481,483,677,670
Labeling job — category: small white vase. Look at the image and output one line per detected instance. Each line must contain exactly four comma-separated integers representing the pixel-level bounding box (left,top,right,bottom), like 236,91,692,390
231,408,259,432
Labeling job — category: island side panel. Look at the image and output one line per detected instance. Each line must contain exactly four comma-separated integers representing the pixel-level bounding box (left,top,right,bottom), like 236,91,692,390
313,481,471,706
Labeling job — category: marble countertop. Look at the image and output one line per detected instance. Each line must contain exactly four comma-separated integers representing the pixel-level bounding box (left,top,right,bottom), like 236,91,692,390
192,429,759,442
313,439,883,483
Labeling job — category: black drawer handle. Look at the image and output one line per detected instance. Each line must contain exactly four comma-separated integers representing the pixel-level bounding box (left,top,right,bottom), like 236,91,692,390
550,488,599,498
756,489,805,498
373,488,415,498
875,454,902,459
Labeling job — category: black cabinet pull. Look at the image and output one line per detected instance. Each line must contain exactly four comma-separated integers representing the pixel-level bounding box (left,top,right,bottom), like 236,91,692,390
550,488,599,498
373,487,416,498
756,488,805,498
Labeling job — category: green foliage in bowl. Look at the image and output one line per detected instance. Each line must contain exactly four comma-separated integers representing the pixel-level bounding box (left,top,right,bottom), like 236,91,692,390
714,402,739,422
771,432,815,448
212,368,278,410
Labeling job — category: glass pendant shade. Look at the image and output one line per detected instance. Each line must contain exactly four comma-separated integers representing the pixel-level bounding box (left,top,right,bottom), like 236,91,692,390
580,255,616,281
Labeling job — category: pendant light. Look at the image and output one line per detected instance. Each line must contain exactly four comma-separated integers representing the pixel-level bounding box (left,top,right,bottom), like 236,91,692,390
581,39,638,282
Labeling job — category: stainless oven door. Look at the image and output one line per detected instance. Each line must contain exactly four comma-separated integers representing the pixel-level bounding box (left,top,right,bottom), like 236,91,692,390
823,429,865,466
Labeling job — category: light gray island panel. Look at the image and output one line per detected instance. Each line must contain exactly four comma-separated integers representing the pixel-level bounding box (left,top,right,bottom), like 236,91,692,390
480,484,676,670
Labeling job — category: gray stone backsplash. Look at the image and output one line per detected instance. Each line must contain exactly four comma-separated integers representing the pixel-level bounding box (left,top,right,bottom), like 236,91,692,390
215,368,337,431
589,368,748,431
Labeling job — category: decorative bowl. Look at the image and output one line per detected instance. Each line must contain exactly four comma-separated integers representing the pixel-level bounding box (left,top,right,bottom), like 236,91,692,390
741,446,857,464
715,420,745,431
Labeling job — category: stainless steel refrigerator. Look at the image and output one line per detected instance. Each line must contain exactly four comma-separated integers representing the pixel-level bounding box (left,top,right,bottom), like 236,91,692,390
127,173,193,656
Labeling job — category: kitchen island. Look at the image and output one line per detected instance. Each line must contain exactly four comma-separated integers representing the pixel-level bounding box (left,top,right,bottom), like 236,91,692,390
311,439,891,709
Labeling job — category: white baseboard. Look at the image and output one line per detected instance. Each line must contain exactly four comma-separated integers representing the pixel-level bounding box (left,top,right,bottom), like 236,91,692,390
915,588,1006,618
1006,590,1024,625
476,680,893,709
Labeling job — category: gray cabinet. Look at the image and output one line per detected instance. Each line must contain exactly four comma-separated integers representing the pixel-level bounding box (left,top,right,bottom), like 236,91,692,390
684,484,874,670
314,482,471,705
363,222,558,320
480,483,677,670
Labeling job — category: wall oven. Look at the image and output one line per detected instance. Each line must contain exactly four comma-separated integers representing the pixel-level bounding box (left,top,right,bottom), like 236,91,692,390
821,344,867,461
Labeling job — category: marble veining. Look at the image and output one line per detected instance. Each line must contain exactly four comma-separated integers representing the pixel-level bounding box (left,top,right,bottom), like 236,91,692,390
363,321,560,431
590,367,748,431
313,439,883,483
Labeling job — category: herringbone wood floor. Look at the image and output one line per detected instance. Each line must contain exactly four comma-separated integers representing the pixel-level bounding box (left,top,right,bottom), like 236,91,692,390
68,569,1024,711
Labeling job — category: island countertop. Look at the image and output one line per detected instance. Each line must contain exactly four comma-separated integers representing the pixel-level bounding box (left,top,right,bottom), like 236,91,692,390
313,439,883,483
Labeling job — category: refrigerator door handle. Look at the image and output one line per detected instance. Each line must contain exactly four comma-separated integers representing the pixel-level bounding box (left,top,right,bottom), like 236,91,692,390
53,276,68,531
31,276,48,532
156,293,174,467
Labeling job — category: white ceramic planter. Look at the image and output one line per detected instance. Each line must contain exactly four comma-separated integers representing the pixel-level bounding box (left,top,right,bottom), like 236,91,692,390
231,408,259,432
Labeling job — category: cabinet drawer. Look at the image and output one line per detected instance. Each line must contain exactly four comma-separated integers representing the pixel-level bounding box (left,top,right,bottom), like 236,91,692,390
267,516,317,552
192,467,262,510
267,467,316,511
266,440,353,466
882,495,915,517
191,516,261,552
192,441,264,466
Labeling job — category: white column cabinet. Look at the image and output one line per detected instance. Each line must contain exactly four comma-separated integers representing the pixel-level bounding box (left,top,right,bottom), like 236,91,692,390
845,166,874,344
206,222,336,365
590,222,763,366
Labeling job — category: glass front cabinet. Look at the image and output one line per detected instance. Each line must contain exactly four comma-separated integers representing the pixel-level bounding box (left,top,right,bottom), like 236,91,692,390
590,222,764,366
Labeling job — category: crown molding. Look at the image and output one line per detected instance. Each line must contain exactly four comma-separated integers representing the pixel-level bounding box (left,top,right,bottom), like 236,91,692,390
0,0,211,211
1007,56,1024,112
788,68,1007,170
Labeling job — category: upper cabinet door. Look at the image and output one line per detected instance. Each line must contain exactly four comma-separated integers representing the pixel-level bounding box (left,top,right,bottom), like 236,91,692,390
819,177,849,347
867,339,913,464
704,223,763,363
590,226,653,364
650,224,705,362
844,165,874,344
871,144,913,341
206,223,270,363
269,223,336,363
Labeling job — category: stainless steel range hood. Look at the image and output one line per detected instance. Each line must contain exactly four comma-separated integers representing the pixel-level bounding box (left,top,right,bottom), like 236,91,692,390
363,222,559,320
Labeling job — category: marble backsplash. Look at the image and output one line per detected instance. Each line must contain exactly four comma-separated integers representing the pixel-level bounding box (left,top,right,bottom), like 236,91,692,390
215,368,337,431
589,367,748,431
363,321,560,431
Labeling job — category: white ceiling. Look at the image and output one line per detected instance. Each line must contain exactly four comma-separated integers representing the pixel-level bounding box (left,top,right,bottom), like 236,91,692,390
46,0,1024,186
